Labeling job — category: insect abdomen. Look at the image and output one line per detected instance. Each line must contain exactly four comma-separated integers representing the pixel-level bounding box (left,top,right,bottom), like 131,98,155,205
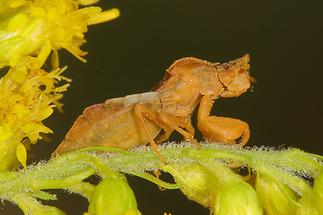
53,101,161,155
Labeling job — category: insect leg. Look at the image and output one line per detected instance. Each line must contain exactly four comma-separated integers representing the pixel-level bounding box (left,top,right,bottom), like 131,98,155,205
133,104,175,143
239,126,250,146
185,121,195,138
155,128,173,143
197,95,250,146
134,104,167,164
159,115,199,146
135,104,199,145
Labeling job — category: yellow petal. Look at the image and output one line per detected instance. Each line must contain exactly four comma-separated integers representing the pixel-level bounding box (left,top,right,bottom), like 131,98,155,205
9,0,27,8
11,66,28,83
8,13,29,32
12,103,30,119
36,106,54,121
87,8,120,25
77,0,99,6
16,143,27,168
0,126,13,142
20,122,53,143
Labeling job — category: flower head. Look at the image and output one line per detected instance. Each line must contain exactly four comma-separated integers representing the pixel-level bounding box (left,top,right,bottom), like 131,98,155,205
0,57,70,170
0,0,119,67
0,0,119,171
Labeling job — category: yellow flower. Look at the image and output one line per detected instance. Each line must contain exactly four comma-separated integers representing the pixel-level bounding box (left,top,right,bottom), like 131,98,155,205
0,0,119,171
0,57,70,170
0,0,119,68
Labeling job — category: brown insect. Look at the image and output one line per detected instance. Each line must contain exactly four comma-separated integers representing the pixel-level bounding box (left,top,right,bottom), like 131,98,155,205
54,54,252,161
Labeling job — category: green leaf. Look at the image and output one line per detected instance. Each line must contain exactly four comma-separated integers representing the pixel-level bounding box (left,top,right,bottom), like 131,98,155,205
31,191,57,201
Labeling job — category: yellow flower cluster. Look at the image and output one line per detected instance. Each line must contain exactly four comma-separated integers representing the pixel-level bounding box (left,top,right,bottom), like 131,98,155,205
0,0,119,170
0,57,70,170
0,0,119,68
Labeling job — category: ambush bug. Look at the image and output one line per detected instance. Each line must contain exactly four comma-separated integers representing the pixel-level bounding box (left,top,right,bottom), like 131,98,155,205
54,55,253,162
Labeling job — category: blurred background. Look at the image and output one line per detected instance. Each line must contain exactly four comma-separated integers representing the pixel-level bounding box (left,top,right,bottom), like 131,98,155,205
2,0,323,214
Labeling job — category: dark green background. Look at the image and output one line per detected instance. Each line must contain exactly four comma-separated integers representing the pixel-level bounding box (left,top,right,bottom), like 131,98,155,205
2,0,323,214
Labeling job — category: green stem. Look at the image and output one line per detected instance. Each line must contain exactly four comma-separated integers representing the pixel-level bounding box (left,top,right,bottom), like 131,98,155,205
0,142,321,214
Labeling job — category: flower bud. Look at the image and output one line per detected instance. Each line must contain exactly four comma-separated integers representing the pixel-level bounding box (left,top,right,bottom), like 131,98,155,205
313,168,323,214
12,193,65,215
296,190,321,215
255,172,298,215
295,169,323,215
163,163,219,207
213,180,263,215
32,205,66,215
293,169,323,215
88,177,141,215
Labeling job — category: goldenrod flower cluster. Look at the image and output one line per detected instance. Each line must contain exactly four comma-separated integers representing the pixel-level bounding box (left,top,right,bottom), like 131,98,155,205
0,57,70,170
0,0,119,170
0,0,119,67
